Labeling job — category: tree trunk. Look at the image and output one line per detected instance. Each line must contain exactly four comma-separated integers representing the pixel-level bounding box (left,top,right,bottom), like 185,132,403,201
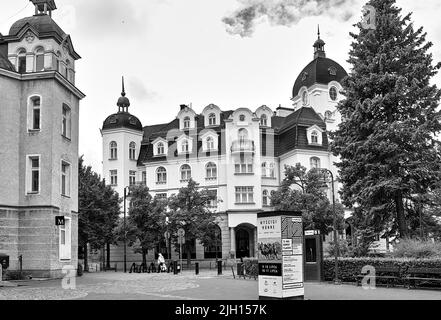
84,244,89,272
106,243,111,269
395,191,408,238
142,248,147,266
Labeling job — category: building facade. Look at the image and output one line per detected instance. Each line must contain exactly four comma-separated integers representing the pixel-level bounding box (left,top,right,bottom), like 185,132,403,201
0,0,85,278
101,32,348,265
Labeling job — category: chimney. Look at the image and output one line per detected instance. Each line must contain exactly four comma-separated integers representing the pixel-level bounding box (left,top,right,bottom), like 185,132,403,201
180,104,187,110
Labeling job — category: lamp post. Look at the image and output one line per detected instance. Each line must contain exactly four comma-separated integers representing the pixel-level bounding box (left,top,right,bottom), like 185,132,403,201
320,168,340,285
123,186,130,273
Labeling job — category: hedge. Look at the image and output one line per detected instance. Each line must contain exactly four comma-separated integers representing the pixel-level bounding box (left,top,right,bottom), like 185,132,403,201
324,258,441,286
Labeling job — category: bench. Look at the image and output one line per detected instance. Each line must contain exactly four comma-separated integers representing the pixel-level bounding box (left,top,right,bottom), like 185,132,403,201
405,268,441,289
356,267,401,287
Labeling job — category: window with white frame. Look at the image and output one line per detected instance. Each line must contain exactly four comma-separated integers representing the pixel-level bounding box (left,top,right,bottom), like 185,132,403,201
180,164,191,181
129,170,136,186
35,47,44,71
183,116,191,129
206,162,217,179
59,217,71,260
208,113,216,126
206,136,215,151
260,114,268,126
261,162,267,177
181,139,190,153
208,190,218,208
235,158,253,174
27,155,40,194
142,171,147,185
110,170,118,186
61,161,71,197
129,142,136,160
235,187,254,204
62,104,71,138
156,167,167,184
269,163,275,178
157,142,165,155
18,49,26,73
311,131,319,144
28,96,41,131
65,59,70,78
262,190,269,206
310,157,321,169
110,141,117,160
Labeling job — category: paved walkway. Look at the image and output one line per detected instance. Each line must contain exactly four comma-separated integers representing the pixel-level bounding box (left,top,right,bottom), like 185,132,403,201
1,271,440,300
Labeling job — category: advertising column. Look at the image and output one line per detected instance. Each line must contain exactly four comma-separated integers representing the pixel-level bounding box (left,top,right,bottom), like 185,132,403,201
257,211,304,300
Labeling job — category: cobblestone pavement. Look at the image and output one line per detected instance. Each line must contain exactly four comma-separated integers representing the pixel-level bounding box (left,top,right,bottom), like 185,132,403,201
1,271,441,300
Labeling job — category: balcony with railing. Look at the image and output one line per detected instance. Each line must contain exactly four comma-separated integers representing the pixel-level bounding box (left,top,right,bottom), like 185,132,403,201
231,139,255,154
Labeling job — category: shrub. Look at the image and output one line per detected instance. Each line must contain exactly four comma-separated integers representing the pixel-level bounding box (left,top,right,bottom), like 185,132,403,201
391,239,441,259
323,257,441,286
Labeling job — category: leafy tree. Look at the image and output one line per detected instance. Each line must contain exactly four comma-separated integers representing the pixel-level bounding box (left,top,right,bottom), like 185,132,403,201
78,156,121,270
167,179,219,267
127,184,167,265
330,0,441,238
271,164,345,235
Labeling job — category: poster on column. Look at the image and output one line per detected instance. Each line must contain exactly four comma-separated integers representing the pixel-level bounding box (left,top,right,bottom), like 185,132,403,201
258,212,304,299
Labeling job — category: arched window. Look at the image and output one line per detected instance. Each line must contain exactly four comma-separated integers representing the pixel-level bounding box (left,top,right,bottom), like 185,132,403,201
18,49,26,73
302,91,308,105
110,141,117,159
157,142,165,155
262,190,269,206
183,116,191,129
156,167,167,183
260,114,268,126
329,86,338,101
310,157,321,169
311,131,319,144
206,162,217,179
208,113,216,126
181,139,189,153
261,162,267,177
35,47,44,72
180,164,191,181
204,224,222,259
238,128,248,141
206,136,215,150
129,142,136,160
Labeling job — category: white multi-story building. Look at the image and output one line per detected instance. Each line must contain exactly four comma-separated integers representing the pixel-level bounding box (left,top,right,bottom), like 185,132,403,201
101,33,348,264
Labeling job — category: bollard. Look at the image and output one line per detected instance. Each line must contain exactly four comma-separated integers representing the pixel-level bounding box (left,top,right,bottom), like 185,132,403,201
195,262,199,275
217,260,222,275
173,261,178,275
0,264,2,282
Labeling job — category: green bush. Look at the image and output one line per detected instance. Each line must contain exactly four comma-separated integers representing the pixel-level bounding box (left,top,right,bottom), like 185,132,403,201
324,257,441,285
391,239,441,259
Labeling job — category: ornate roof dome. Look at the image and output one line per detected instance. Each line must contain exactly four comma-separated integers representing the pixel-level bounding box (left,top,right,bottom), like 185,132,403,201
9,14,66,38
292,28,348,98
102,77,142,131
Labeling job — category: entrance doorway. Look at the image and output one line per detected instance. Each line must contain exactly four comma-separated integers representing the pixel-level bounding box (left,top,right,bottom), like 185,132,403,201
236,229,249,258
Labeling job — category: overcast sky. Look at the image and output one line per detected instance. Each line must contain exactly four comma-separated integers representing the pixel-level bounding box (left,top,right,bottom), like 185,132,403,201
1,0,440,173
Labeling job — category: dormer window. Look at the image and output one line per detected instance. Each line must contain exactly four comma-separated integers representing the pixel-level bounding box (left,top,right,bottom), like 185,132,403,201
157,142,165,155
129,117,137,125
109,116,117,124
260,114,268,126
329,66,337,76
208,113,216,126
182,139,189,153
183,117,190,129
329,86,338,101
206,136,215,150
311,131,319,144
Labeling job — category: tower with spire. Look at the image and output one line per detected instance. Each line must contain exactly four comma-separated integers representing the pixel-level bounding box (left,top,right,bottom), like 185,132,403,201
101,78,143,200
313,25,326,59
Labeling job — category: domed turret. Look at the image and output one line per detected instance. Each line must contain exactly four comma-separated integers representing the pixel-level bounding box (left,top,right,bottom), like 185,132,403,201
102,77,143,132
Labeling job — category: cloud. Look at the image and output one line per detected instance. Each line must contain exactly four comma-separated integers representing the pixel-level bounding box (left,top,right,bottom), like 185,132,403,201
222,0,358,37
127,77,159,102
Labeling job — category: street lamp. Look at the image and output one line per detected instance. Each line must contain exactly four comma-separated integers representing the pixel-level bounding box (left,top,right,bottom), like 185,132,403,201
123,186,130,273
320,168,341,285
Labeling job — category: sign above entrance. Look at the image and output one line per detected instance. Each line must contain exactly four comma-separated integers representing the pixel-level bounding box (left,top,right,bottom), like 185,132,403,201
55,216,65,226
257,211,304,300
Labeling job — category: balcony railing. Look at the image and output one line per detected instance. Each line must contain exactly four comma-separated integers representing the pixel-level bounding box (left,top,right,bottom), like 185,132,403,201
231,139,255,154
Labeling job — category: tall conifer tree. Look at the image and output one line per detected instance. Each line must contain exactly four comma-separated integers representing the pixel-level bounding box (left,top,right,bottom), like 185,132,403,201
331,0,441,238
